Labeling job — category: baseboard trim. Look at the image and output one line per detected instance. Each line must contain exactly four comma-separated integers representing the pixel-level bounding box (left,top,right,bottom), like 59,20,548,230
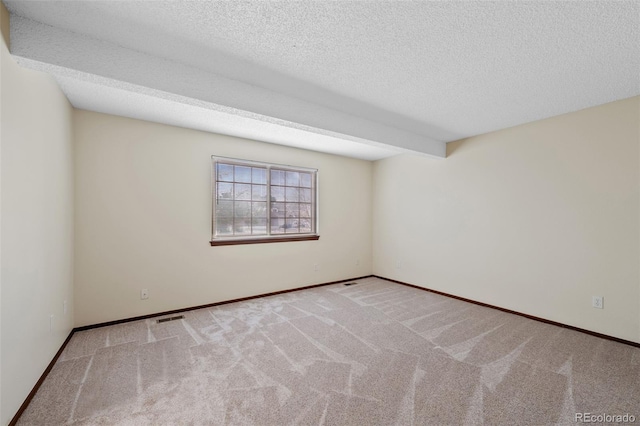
75,275,374,331
9,330,75,426
375,275,640,349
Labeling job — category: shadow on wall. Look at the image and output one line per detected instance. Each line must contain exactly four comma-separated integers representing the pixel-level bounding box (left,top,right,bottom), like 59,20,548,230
445,138,468,157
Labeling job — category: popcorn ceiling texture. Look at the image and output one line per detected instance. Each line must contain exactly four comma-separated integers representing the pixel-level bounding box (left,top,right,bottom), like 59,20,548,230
4,1,640,159
17,278,640,425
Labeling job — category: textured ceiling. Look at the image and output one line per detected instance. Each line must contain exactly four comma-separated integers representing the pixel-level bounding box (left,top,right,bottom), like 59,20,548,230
5,1,640,160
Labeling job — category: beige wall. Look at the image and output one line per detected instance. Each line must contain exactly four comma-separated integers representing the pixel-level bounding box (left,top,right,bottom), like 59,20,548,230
73,110,373,327
373,96,640,343
0,2,75,423
0,3,5,421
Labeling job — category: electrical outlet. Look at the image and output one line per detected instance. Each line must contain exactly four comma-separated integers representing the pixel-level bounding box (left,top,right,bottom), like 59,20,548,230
592,296,603,309
141,289,149,300
395,260,402,270
314,264,320,272
356,258,360,266
63,300,68,315
49,314,54,332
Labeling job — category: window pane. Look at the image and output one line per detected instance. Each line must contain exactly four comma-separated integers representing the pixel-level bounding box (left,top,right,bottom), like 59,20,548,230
216,216,233,236
271,169,285,185
271,202,284,218
285,219,299,233
234,221,251,235
252,184,267,200
300,173,312,188
271,186,285,202
252,167,267,184
299,203,312,218
286,171,300,186
252,218,267,235
299,188,312,203
215,200,233,218
252,202,267,218
234,201,251,218
217,182,233,200
217,163,234,182
235,166,252,183
233,199,251,234
285,187,299,202
271,215,285,231
299,219,312,233
286,203,299,218
271,223,284,234
234,183,251,200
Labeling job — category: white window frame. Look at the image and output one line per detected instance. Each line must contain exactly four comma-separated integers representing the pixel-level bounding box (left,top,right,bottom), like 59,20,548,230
210,156,319,246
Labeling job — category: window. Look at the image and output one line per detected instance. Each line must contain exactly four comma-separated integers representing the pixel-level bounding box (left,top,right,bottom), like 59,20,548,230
210,157,319,245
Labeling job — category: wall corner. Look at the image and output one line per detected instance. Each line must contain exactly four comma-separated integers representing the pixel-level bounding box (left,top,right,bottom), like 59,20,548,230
1,2,9,50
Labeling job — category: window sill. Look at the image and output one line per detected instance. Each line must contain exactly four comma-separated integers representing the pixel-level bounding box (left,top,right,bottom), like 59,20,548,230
210,235,320,246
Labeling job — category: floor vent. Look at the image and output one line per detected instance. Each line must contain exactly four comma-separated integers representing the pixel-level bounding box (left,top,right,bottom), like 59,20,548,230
343,282,357,286
157,315,185,324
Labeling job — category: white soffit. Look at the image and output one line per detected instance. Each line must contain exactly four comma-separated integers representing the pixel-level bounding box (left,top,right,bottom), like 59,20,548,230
4,1,640,160
55,74,405,161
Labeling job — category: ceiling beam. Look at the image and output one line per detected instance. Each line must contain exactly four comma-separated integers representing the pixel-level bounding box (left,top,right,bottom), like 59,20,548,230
10,16,446,159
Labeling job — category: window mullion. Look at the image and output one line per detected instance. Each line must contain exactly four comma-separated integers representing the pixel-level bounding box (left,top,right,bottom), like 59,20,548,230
266,166,271,236
232,164,236,236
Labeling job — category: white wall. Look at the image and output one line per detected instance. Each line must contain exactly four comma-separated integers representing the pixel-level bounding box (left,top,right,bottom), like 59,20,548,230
373,96,640,343
74,110,373,327
0,2,75,423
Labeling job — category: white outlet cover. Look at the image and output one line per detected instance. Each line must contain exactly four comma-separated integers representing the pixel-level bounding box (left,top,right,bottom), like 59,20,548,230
592,296,604,309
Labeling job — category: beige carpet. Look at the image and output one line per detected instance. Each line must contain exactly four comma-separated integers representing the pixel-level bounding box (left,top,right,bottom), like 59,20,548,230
18,277,640,425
